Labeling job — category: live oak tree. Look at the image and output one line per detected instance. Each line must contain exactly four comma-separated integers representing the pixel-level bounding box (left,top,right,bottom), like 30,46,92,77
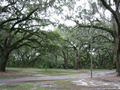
54,0,115,71
10,30,61,68
99,0,120,76
57,24,93,69
76,0,120,75
10,46,40,68
55,25,72,69
0,0,55,72
39,31,61,68
59,0,119,75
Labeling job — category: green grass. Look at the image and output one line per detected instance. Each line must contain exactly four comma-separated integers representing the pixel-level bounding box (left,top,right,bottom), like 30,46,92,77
5,67,88,76
18,84,33,88
39,70,85,76
93,69,116,71
0,83,33,90
0,67,88,80
6,67,25,72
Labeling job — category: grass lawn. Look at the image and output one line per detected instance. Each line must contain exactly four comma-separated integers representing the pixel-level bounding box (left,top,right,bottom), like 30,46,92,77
0,67,88,79
5,67,87,76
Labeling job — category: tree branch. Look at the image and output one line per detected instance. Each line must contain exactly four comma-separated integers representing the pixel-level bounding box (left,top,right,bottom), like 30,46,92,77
100,0,120,26
28,56,41,65
74,20,114,37
9,31,36,53
93,34,114,43
15,42,31,50
2,1,16,13
10,8,38,31
0,18,18,28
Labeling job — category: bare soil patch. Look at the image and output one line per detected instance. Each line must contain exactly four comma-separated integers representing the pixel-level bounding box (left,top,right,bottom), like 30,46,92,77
71,72,120,90
0,71,29,79
92,72,120,83
0,72,25,76
93,76,120,83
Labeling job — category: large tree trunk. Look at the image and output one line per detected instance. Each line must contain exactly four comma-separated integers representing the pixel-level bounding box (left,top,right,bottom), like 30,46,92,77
86,52,89,69
78,60,81,69
62,51,68,69
116,60,118,72
114,36,120,73
117,39,120,76
64,58,68,69
73,58,75,69
109,52,114,70
115,24,120,75
74,51,81,70
73,52,78,70
74,58,78,70
55,55,57,68
0,52,9,72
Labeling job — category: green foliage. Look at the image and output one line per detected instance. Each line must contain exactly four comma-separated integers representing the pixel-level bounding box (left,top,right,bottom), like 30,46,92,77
0,0,58,71
0,0,117,71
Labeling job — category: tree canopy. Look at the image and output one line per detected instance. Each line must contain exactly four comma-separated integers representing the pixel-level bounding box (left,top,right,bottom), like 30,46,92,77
0,0,120,76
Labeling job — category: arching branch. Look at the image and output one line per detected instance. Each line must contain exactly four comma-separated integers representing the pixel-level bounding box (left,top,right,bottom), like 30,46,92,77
100,0,120,26
93,34,114,43
10,8,38,31
74,20,114,37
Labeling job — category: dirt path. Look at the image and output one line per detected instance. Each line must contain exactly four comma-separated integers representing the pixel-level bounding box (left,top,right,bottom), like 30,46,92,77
0,70,116,85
